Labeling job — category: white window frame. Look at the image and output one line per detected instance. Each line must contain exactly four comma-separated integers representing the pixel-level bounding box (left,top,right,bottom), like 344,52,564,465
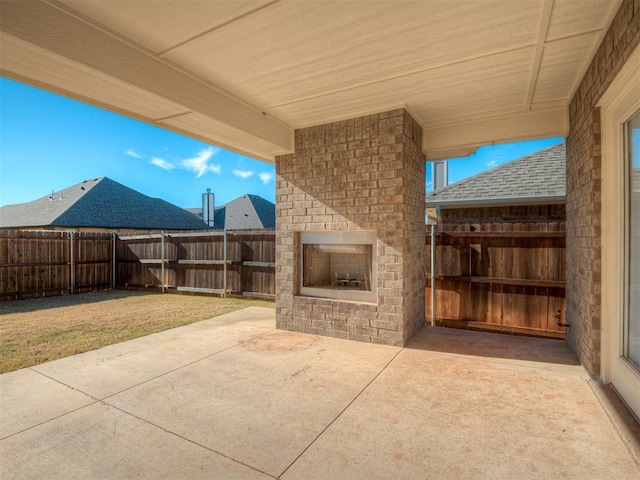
598,45,640,417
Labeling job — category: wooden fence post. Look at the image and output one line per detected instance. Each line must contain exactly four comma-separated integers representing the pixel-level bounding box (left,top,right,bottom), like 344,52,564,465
430,224,436,326
161,230,166,294
111,233,116,289
223,229,227,298
69,231,75,295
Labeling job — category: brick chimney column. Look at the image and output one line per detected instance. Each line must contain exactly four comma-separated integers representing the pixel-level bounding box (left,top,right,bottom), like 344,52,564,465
275,109,426,346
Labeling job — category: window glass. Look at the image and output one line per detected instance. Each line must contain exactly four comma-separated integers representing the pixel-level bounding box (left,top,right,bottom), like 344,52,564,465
626,109,640,369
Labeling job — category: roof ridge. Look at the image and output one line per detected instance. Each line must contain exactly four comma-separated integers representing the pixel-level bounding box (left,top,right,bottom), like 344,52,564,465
49,177,107,224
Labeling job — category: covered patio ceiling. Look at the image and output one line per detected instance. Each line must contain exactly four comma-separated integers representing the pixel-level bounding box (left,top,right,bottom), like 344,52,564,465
0,0,620,162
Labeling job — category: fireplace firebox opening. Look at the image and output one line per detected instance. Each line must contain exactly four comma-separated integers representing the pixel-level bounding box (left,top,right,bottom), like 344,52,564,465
299,231,377,303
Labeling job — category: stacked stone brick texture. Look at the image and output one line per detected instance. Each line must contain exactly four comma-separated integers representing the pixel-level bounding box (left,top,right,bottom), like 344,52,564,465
275,109,426,346
441,205,566,225
566,0,639,375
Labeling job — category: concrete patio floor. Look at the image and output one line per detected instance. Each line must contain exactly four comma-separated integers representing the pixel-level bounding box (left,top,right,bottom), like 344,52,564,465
1,306,639,479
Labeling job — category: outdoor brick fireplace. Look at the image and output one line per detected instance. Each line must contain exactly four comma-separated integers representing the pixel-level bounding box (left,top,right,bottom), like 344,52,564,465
275,108,426,346
300,230,376,303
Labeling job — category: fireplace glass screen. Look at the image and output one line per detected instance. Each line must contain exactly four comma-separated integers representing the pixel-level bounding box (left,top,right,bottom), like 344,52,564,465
299,231,377,303
302,244,372,291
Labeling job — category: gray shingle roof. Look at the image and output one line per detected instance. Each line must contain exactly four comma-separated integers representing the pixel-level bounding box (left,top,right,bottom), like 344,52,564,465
425,141,566,207
187,194,275,229
0,177,211,230
209,195,276,229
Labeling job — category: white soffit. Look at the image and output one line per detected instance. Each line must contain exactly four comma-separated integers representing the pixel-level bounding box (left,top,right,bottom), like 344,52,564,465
533,33,603,104
161,1,540,108
546,0,613,40
268,47,536,127
62,0,278,55
0,0,621,161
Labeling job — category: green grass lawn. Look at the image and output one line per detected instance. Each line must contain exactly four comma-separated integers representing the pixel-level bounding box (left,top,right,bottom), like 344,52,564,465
0,290,274,374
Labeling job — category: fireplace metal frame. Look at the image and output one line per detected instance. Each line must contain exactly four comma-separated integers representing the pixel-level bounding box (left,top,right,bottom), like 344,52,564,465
298,230,377,303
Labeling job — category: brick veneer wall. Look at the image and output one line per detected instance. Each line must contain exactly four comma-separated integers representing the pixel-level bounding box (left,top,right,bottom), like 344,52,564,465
275,109,426,346
440,204,565,225
566,0,639,375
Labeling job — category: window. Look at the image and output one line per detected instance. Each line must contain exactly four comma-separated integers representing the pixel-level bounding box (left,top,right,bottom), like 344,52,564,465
625,109,640,369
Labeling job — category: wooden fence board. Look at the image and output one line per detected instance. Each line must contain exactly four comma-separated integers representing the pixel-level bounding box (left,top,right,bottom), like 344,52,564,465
115,230,275,298
5,225,561,326
0,230,113,300
486,283,503,325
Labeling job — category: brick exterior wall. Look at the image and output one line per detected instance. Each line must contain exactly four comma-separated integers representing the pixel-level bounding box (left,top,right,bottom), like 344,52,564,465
275,109,426,346
440,204,565,225
566,0,640,375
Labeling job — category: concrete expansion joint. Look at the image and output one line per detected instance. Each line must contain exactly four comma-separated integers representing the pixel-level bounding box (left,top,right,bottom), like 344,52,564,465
4,326,284,476
99,327,280,404
276,345,405,478
6,327,280,443
0,367,102,441
106,400,278,479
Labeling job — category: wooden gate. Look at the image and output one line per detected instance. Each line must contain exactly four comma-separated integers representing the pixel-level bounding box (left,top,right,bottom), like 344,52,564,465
426,222,566,338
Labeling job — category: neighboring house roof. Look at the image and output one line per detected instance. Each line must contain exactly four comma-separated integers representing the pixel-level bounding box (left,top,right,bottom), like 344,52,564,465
0,177,211,230
425,141,566,208
185,207,202,216
188,194,275,229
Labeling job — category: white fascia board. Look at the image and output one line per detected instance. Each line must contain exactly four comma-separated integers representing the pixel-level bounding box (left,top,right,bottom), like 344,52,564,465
423,107,568,160
425,196,566,208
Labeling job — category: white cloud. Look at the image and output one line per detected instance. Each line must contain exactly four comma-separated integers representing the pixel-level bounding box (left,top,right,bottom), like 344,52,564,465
486,160,498,167
150,157,175,171
131,146,223,177
233,169,254,179
125,149,143,159
259,172,274,185
180,147,221,178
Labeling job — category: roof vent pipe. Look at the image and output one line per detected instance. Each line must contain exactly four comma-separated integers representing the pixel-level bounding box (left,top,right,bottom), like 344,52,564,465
432,160,448,191
202,188,215,228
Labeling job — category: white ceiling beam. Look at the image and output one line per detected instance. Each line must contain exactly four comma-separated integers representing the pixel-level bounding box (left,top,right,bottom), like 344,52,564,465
0,0,293,156
423,106,568,160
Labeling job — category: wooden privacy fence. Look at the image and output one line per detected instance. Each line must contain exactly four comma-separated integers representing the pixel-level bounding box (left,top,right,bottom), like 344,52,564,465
426,222,566,338
2,225,563,335
116,230,275,299
0,230,115,301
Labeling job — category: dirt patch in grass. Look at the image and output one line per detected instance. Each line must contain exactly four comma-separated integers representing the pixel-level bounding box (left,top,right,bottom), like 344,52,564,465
0,290,274,374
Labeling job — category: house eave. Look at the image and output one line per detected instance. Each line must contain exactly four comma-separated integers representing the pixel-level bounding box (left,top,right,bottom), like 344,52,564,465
425,196,566,209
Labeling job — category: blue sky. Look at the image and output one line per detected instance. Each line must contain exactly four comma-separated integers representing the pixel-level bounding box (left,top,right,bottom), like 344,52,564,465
0,78,276,208
1,77,563,207
426,137,564,192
